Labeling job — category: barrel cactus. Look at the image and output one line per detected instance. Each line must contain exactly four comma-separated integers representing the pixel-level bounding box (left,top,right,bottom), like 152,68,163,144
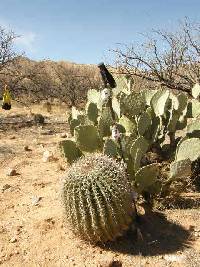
62,154,135,243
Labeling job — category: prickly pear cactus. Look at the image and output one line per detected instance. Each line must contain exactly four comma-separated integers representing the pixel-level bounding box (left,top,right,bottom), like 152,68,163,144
59,140,83,164
103,138,119,158
86,102,98,124
176,138,200,162
120,92,145,119
98,107,114,137
135,163,160,192
170,159,191,179
192,83,200,99
151,89,170,116
62,154,135,243
87,89,101,108
74,125,102,152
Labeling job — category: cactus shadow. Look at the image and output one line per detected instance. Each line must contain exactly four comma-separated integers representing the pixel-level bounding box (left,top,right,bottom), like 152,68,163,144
100,211,192,256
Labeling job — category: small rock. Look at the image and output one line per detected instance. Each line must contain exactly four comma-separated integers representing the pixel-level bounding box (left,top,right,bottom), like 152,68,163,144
10,237,17,243
10,136,16,140
42,150,54,162
60,133,68,138
57,164,65,171
1,184,11,192
98,260,122,267
164,254,186,263
32,196,42,206
24,146,32,151
6,168,17,176
40,129,54,135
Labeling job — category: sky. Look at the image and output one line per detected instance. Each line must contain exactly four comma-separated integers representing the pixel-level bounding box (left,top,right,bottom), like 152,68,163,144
0,0,200,64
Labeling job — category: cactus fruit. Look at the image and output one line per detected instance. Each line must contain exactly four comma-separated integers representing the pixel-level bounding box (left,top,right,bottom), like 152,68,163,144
62,154,135,243
59,140,83,164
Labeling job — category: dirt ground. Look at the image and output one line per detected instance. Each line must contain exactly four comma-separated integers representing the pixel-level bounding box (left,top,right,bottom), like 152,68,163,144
0,102,200,267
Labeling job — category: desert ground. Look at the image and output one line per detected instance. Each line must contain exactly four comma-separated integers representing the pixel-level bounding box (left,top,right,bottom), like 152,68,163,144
0,102,200,267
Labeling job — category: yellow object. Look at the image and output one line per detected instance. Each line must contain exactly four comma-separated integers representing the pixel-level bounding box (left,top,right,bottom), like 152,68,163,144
2,85,11,104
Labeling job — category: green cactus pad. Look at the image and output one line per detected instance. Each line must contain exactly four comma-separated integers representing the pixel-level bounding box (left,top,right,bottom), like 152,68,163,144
130,136,149,160
120,92,146,119
112,97,121,118
167,110,180,133
169,93,179,110
170,159,191,180
62,154,135,243
149,116,162,143
192,83,200,99
137,112,152,136
103,138,119,158
86,102,98,124
67,112,72,125
87,89,101,105
59,140,83,164
119,115,137,134
143,89,158,106
134,148,144,173
191,100,200,118
74,125,102,152
135,163,160,191
69,118,80,136
187,120,200,138
98,107,114,137
71,106,80,119
176,138,200,162
151,89,170,116
176,115,187,130
112,74,132,96
177,93,188,113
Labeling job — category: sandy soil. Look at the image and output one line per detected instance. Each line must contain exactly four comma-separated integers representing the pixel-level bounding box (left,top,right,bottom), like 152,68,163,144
0,103,200,267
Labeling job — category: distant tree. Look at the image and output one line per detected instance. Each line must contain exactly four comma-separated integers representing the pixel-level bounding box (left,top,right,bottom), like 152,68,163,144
0,26,101,105
0,26,19,72
55,63,99,106
113,18,200,95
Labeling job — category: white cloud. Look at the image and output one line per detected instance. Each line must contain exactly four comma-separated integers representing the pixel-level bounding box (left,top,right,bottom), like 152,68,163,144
14,32,36,53
0,17,37,54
